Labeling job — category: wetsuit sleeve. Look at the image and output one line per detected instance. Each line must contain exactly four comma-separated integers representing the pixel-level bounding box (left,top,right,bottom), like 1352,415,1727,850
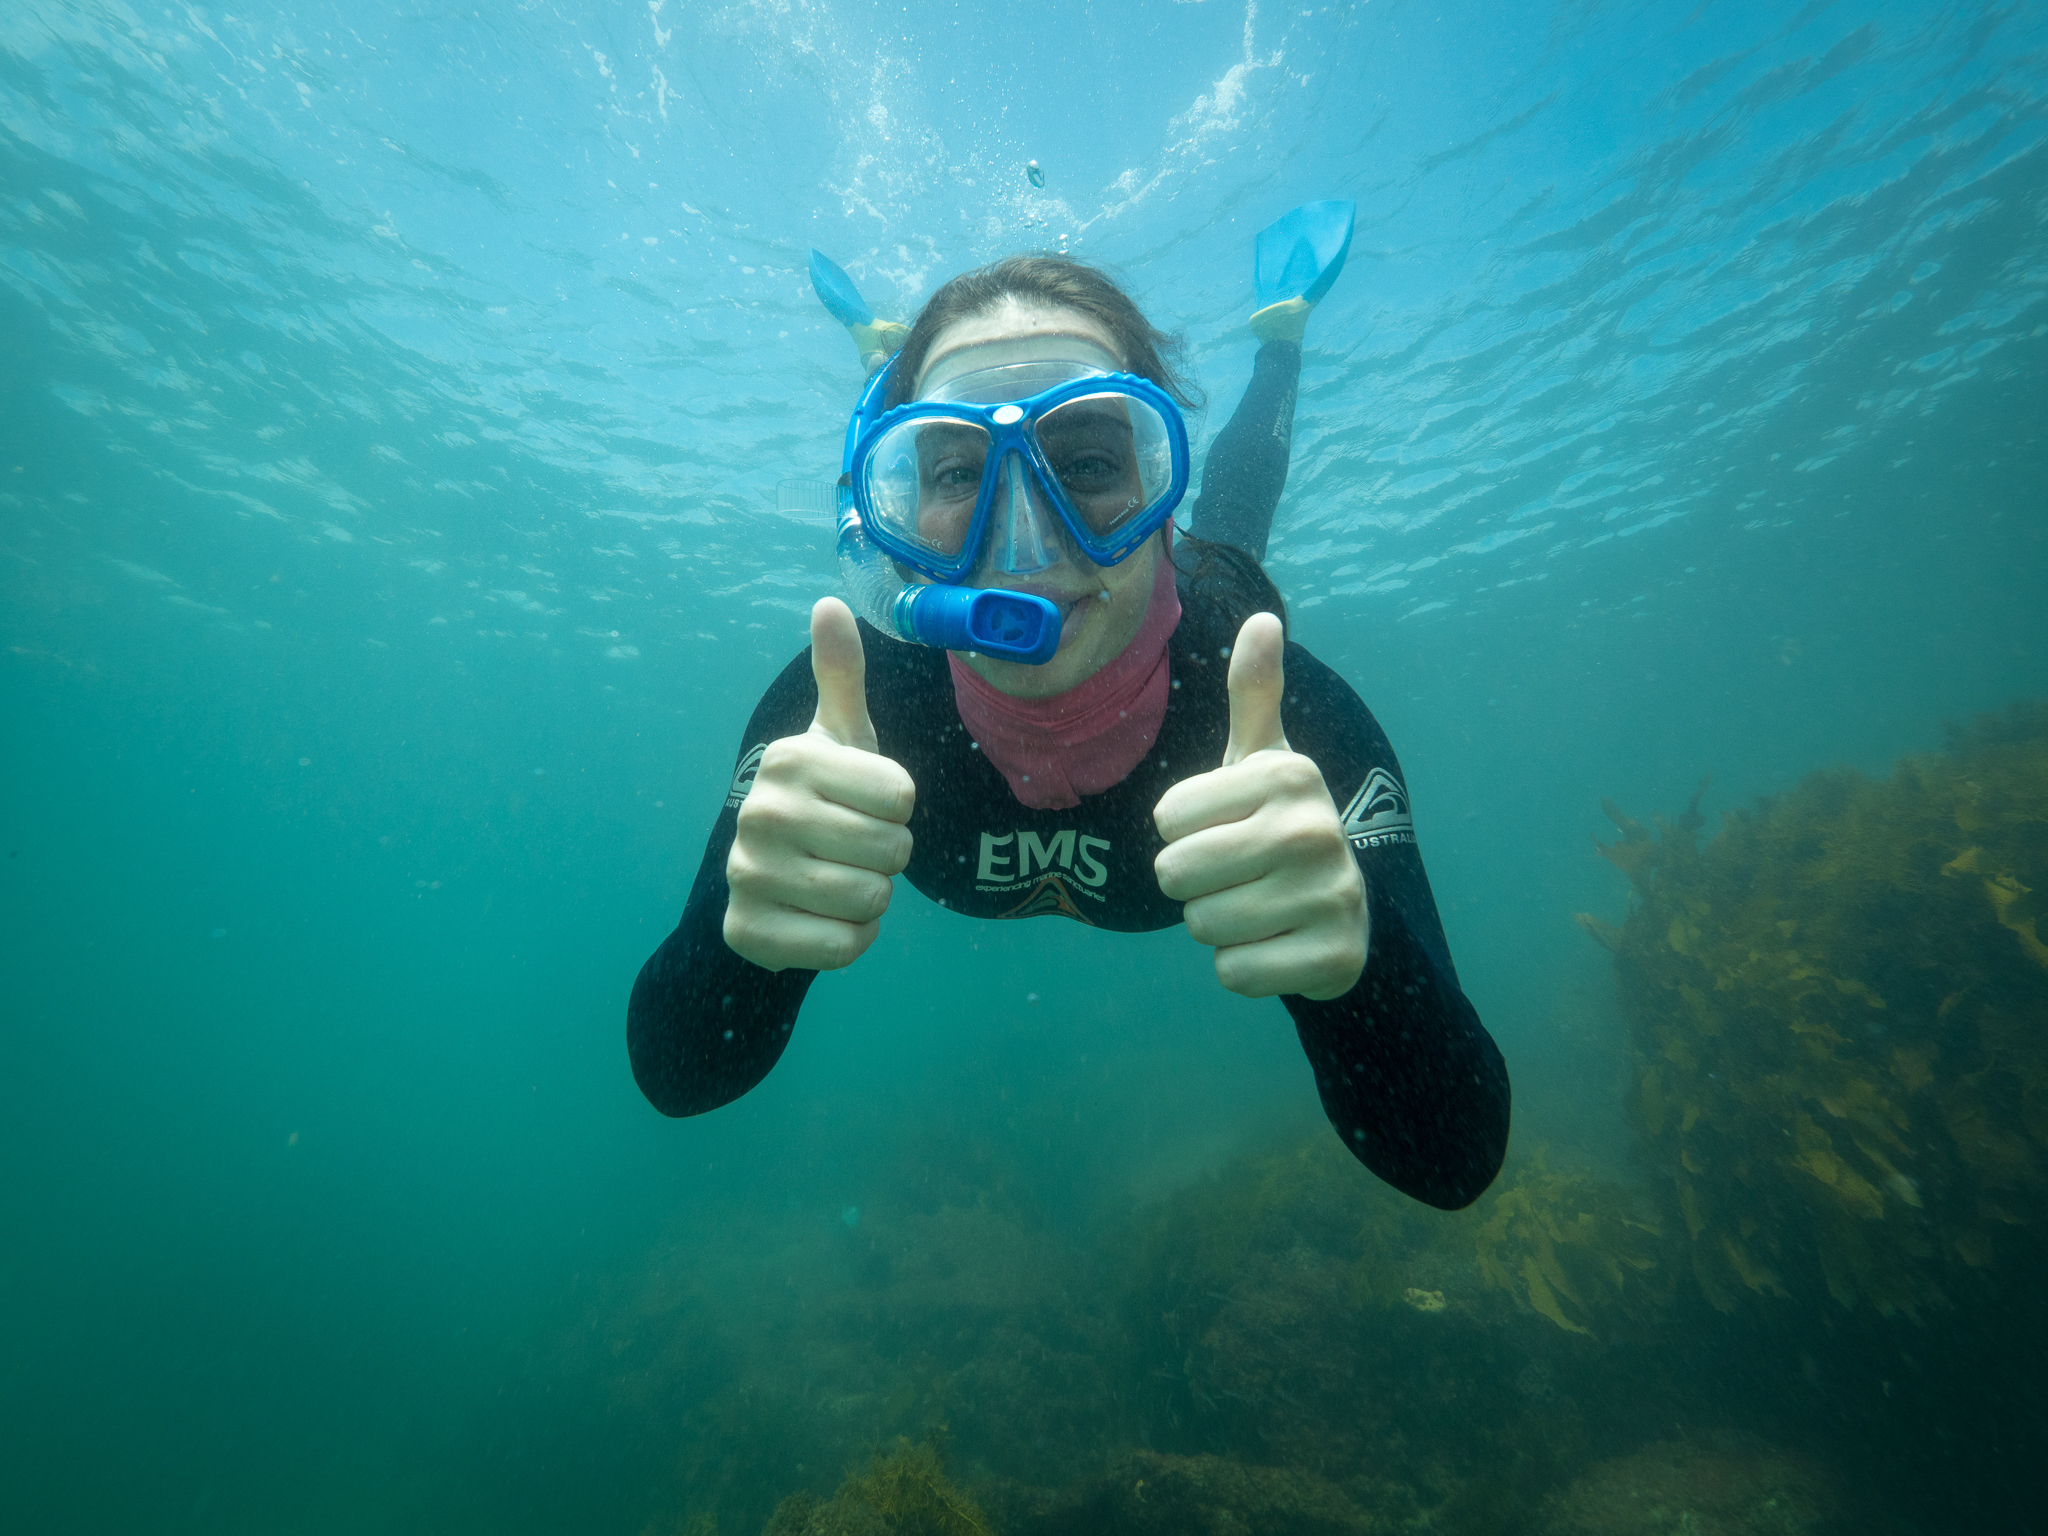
627,651,822,1117
1186,340,1300,562
1279,645,1511,1209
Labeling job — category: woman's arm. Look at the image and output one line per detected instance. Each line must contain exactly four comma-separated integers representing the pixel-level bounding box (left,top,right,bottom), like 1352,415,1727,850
1278,644,1511,1209
1283,849,1510,1210
628,818,816,1116
1151,618,1509,1207
626,653,823,1117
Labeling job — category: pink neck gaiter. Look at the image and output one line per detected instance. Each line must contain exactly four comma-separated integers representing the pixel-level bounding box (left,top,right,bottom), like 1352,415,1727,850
948,552,1181,811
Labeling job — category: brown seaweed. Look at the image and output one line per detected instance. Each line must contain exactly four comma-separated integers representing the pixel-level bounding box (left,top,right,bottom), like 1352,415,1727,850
1578,703,2048,1317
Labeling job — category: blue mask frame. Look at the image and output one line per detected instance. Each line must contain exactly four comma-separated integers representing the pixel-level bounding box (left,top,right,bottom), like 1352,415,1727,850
843,358,1191,584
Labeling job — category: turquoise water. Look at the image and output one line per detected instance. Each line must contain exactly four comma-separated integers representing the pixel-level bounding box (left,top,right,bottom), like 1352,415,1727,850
3,1,2044,1531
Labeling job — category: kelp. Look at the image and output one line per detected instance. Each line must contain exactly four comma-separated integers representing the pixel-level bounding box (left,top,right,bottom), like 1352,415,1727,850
1471,1149,1668,1335
1579,702,2048,1317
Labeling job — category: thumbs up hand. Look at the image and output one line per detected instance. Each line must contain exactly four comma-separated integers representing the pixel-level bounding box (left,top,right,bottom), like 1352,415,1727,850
724,598,917,972
1153,613,1368,1001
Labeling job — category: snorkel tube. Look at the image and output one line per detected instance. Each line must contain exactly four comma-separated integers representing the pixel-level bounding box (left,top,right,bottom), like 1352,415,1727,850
835,362,1062,666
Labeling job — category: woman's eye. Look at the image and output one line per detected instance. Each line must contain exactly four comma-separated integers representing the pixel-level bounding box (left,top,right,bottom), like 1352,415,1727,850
1058,452,1118,484
931,459,980,491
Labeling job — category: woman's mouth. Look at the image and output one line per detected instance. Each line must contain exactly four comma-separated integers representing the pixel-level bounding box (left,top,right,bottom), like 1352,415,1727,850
1007,582,1107,620
1011,585,1111,648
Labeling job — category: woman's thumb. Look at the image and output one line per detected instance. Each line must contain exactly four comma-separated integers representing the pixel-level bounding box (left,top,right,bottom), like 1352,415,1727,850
809,597,878,752
1222,612,1289,767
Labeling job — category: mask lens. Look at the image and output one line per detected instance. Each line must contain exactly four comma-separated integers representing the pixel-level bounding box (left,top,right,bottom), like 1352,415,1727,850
1034,392,1176,543
862,415,990,559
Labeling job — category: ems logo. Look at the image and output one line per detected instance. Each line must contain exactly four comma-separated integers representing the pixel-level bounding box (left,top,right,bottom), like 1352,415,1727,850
725,743,767,809
973,829,1111,925
1340,767,1416,849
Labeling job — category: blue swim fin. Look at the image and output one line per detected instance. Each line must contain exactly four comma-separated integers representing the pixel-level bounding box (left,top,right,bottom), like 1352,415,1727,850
1253,200,1355,310
808,248,874,328
809,249,908,374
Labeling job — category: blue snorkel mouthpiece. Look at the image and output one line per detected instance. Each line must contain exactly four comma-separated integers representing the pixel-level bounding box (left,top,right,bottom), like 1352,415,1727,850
898,584,1060,665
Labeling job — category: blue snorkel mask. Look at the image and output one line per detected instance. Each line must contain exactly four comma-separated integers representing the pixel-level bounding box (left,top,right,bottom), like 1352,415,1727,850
832,353,1190,665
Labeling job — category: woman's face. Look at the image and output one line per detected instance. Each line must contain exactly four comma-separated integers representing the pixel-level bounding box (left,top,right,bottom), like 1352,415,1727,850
914,298,1167,700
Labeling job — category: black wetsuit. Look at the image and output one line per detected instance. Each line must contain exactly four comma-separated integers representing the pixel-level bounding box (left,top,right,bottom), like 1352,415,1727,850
628,341,1510,1210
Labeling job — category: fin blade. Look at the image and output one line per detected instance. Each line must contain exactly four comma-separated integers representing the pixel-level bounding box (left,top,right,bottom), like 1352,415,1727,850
1254,200,1356,309
808,248,874,328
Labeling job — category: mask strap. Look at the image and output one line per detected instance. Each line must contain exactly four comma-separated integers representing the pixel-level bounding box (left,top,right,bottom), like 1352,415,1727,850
841,355,899,476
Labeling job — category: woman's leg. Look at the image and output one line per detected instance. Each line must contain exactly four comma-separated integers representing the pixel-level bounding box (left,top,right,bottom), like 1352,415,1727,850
1185,340,1302,563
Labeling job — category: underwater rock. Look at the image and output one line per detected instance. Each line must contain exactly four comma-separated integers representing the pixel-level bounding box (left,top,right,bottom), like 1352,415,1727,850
581,1120,1762,1536
1116,1129,1617,1514
1581,703,2048,1318
763,1436,997,1536
1121,1133,1461,1468
992,1451,1375,1536
558,1166,1115,1529
1538,1435,1841,1536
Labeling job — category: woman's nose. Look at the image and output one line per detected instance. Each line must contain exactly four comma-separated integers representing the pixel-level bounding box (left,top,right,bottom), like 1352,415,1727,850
987,452,1063,576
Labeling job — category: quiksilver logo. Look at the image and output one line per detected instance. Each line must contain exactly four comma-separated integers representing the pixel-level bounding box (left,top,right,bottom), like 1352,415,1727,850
1339,767,1415,849
725,743,767,809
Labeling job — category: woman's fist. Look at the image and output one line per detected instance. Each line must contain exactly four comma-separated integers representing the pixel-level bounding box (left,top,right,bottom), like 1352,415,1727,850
723,599,916,972
1152,613,1368,1001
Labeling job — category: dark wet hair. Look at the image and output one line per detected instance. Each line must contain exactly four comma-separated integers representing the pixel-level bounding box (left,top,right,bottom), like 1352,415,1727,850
885,254,1203,411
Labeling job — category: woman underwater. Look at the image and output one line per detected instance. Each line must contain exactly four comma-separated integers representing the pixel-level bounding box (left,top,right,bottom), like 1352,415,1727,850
629,206,1510,1210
